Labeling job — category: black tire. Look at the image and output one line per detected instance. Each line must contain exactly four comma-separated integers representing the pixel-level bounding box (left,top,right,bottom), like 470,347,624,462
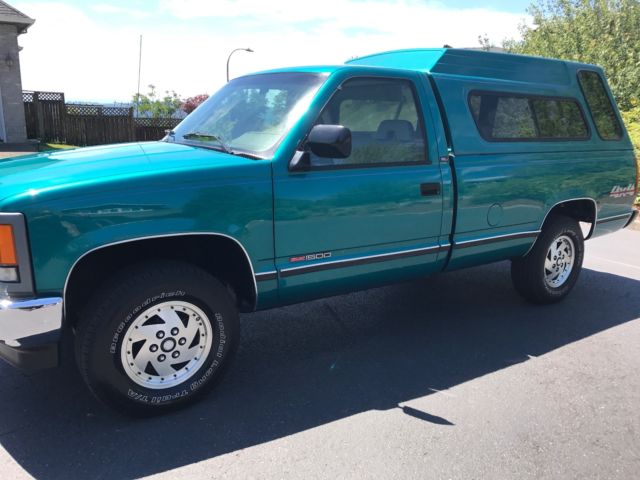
511,215,584,305
75,260,239,416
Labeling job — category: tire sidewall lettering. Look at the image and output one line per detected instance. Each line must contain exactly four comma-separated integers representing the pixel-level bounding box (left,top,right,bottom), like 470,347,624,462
105,290,232,406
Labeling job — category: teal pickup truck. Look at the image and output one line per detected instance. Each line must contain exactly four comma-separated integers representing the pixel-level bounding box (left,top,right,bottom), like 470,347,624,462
0,49,637,414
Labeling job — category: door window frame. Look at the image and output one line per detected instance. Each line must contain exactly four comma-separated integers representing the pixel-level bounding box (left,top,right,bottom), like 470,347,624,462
301,75,431,171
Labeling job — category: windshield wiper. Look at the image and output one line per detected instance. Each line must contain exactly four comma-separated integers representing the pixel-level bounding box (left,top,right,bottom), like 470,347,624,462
182,132,233,154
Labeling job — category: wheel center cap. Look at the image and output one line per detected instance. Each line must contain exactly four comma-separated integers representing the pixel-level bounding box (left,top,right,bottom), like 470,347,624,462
161,338,177,352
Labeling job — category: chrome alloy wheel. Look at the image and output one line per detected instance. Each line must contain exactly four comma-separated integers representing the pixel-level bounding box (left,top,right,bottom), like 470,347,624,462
544,234,575,288
121,301,214,389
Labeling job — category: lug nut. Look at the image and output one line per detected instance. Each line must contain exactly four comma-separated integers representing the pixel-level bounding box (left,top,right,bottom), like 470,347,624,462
171,327,179,336
172,351,180,359
178,337,187,346
156,331,165,339
150,344,158,352
158,354,166,362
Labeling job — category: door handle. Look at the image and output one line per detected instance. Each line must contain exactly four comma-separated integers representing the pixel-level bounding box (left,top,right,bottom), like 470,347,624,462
420,183,441,196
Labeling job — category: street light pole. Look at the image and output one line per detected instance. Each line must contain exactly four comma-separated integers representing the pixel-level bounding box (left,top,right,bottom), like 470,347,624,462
226,47,254,82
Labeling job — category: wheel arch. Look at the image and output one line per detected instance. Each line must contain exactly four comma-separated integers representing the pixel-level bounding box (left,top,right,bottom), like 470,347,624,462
64,233,258,325
540,198,597,239
523,198,597,257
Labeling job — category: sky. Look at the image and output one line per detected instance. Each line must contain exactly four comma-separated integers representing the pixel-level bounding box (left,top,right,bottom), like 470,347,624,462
13,0,532,103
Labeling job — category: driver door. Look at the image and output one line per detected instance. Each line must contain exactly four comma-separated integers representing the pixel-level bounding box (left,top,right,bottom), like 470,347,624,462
273,74,446,303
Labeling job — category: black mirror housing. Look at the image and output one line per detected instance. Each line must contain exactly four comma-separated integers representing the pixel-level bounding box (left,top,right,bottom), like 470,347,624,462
307,124,352,159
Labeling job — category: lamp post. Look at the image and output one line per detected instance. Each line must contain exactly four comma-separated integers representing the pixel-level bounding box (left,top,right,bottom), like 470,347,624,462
226,48,254,82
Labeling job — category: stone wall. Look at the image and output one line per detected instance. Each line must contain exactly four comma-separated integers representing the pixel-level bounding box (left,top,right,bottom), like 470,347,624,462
0,23,27,143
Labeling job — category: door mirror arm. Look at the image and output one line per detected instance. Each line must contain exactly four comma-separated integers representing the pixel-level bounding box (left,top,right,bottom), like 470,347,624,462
289,150,311,172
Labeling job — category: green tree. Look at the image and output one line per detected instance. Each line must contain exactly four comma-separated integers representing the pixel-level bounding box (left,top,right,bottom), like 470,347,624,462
505,0,640,110
133,84,183,118
477,34,495,51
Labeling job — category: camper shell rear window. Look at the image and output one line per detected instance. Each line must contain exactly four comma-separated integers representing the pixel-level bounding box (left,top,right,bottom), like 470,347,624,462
577,70,623,141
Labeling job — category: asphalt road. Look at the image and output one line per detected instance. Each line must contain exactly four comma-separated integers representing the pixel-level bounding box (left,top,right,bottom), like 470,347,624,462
0,227,639,479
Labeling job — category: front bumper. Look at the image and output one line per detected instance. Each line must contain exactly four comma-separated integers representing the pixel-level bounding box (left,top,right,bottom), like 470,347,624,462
0,297,62,370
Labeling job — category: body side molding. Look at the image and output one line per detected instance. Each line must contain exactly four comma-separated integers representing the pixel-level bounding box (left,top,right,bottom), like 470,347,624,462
279,244,449,278
453,231,540,249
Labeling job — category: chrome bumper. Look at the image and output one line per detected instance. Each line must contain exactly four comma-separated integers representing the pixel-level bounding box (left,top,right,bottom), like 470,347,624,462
0,297,63,346
0,297,62,369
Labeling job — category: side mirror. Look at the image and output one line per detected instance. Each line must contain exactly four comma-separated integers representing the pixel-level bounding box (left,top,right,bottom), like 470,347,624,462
307,124,352,159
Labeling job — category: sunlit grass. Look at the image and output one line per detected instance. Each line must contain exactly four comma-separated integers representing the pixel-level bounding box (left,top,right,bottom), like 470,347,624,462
39,143,78,151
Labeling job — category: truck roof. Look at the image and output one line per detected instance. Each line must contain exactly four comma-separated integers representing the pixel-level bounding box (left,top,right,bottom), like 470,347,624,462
257,48,603,88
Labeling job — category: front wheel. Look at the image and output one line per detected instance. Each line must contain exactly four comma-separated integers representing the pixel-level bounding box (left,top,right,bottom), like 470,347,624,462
75,261,239,416
511,215,585,304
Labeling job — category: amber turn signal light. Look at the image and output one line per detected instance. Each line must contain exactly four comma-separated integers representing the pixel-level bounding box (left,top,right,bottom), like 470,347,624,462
0,225,18,265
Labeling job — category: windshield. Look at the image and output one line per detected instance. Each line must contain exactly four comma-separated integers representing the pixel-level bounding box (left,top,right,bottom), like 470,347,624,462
168,72,327,158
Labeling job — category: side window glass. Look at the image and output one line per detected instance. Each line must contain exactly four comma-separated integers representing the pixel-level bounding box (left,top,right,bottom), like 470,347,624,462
531,99,588,138
493,97,536,138
578,70,623,140
310,78,427,167
469,92,589,141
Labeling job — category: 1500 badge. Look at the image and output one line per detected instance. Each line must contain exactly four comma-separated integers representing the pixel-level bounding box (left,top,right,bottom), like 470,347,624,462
289,252,332,263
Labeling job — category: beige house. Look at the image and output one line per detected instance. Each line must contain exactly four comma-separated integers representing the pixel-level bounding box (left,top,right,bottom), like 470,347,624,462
0,1,33,144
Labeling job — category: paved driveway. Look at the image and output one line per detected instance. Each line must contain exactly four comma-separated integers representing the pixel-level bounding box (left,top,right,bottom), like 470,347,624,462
0,152,29,159
0,229,638,479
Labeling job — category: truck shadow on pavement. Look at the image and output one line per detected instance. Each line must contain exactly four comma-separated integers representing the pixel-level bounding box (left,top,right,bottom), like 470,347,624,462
0,262,638,479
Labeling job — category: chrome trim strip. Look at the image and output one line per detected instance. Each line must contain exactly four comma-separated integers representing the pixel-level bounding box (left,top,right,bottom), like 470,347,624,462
0,297,63,346
280,244,447,278
453,230,540,249
596,212,633,224
255,271,278,282
63,233,259,315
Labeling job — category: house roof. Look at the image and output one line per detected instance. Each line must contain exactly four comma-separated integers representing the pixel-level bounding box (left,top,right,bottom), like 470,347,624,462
0,1,34,33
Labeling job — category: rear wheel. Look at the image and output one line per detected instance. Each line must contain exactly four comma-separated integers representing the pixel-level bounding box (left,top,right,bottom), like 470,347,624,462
511,215,584,304
75,261,239,416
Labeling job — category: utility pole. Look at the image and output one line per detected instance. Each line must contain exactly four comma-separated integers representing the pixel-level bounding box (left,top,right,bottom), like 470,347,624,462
136,35,142,117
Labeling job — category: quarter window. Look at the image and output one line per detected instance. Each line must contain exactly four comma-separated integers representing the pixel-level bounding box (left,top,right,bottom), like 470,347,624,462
311,78,427,167
577,70,623,140
469,91,589,141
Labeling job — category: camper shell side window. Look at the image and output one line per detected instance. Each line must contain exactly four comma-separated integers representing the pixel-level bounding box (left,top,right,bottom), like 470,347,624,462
468,91,590,142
